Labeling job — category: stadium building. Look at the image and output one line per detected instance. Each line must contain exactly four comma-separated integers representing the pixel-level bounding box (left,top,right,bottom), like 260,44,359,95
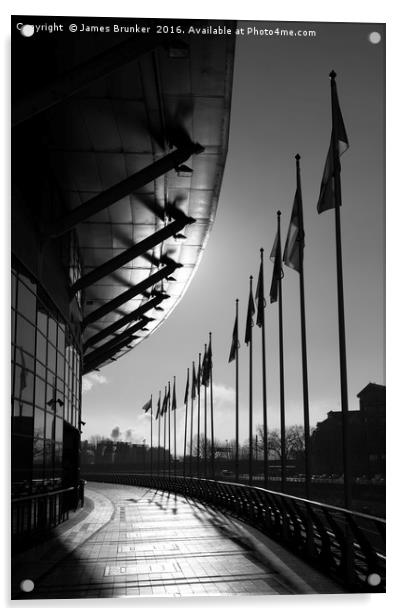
11,17,235,542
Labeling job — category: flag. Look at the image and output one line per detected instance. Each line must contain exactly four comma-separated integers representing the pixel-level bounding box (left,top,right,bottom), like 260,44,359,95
255,261,265,327
184,370,189,405
167,382,171,409
155,391,161,419
283,186,304,273
245,287,255,345
142,397,152,413
228,315,238,363
269,232,283,303
317,79,349,214
161,389,167,415
172,379,177,410
191,363,197,400
201,342,212,386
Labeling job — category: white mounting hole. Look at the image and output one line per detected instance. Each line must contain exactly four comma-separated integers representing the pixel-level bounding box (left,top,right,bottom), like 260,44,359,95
368,32,381,44
20,579,35,592
367,573,381,587
20,24,35,37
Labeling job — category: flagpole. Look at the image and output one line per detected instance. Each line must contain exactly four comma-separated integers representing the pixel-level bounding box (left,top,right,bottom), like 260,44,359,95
248,276,254,485
197,353,201,477
150,394,153,477
209,332,215,480
235,299,240,482
277,211,286,493
163,386,167,476
157,391,161,475
295,154,312,499
203,344,208,478
190,362,195,477
168,381,171,478
183,368,189,477
330,70,351,509
173,376,177,476
259,249,269,488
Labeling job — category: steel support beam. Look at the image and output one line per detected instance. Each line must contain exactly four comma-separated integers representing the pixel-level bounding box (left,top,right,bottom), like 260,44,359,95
83,294,167,350
82,262,178,328
43,143,204,238
70,216,193,295
12,35,180,127
83,334,139,375
83,317,149,366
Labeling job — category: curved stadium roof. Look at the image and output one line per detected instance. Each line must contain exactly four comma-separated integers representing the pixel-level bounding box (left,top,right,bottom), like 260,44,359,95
12,22,236,373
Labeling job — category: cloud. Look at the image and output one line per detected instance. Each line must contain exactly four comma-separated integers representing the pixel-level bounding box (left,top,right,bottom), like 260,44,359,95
213,382,236,408
82,373,109,393
111,426,121,440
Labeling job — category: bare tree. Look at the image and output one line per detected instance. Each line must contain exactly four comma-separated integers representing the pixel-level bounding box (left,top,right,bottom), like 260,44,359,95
256,424,306,458
89,434,107,447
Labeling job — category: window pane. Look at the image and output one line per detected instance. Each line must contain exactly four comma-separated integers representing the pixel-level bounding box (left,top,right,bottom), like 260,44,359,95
35,377,46,408
36,332,46,364
21,402,34,418
57,324,65,353
45,412,54,440
36,361,46,379
48,317,57,345
16,316,35,356
55,417,63,444
17,282,36,322
11,309,15,344
13,364,34,404
64,399,70,422
15,344,34,373
34,408,45,438
56,352,64,379
47,343,56,373
44,440,54,468
33,439,44,468
11,272,17,308
37,307,47,336
12,399,20,417
19,271,36,294
46,377,58,409
54,443,63,466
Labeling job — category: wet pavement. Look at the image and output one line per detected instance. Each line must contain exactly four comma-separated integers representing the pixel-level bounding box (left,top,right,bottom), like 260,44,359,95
12,481,343,599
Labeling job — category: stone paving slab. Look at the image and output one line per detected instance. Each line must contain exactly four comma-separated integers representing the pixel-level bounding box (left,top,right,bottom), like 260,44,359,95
12,481,344,600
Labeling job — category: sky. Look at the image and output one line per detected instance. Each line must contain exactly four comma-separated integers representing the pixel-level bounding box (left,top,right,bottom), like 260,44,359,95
79,18,385,450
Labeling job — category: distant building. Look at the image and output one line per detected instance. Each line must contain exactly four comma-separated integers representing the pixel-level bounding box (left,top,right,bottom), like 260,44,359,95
311,383,385,477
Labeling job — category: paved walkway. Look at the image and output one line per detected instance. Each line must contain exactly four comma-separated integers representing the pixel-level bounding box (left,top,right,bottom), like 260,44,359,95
12,482,343,599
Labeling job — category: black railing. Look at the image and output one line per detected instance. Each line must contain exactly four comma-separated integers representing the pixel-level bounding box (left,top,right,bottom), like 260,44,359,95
84,472,385,592
12,481,85,550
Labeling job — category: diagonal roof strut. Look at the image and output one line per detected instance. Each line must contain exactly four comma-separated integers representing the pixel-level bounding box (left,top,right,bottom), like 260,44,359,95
82,261,179,328
43,143,204,238
83,294,167,350
70,215,194,296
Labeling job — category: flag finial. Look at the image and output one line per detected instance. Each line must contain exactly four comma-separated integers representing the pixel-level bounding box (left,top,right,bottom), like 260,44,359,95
329,69,337,79
260,247,264,254
295,153,301,161
277,210,281,217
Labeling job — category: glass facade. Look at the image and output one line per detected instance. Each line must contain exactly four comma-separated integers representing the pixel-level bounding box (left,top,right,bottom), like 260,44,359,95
11,263,82,496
